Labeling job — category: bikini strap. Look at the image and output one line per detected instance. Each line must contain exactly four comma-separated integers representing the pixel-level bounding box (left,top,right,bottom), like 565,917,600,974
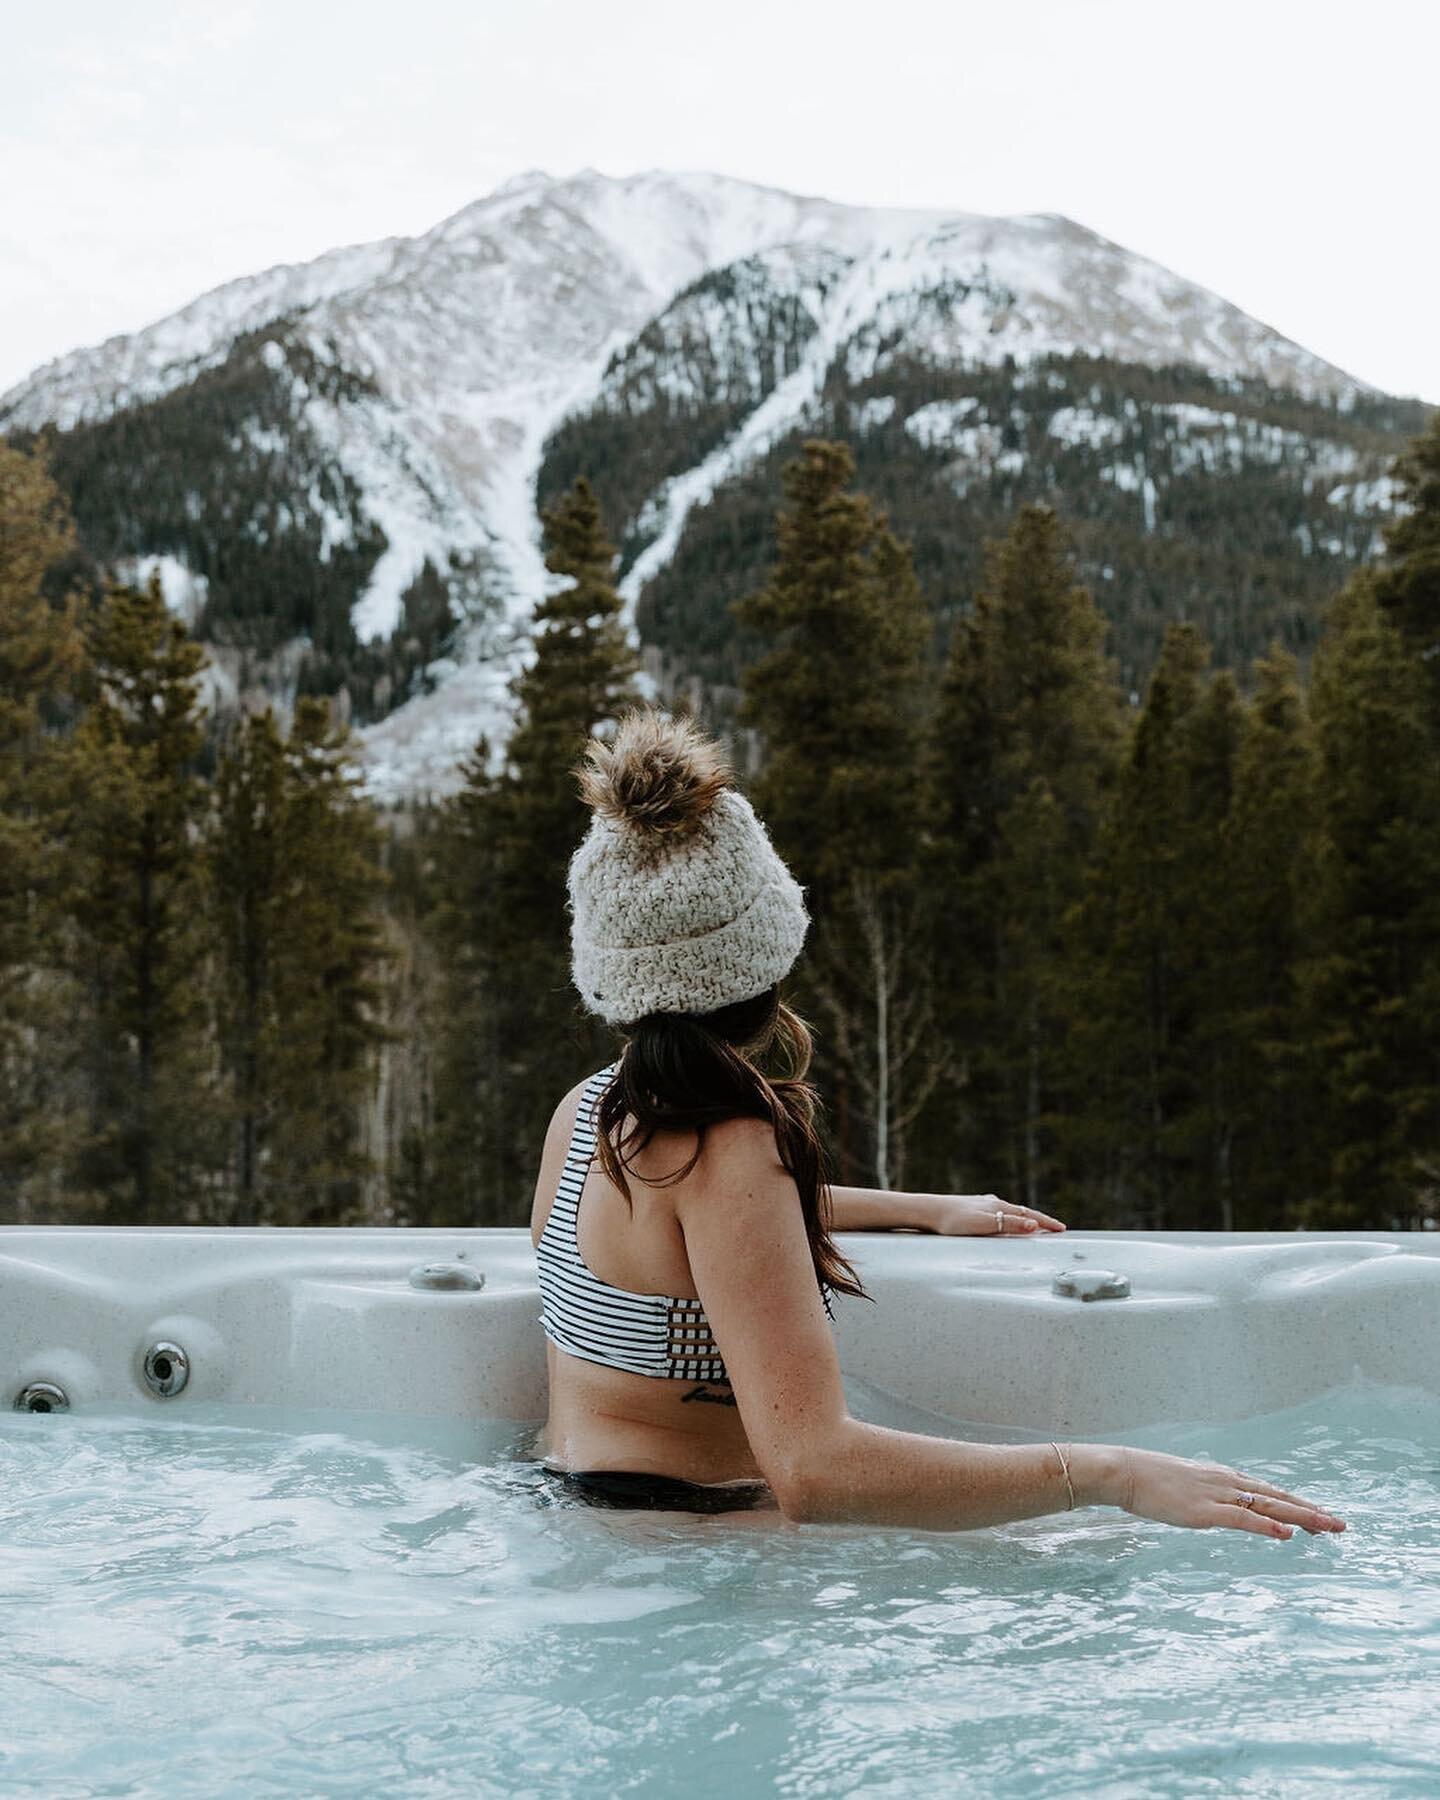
552,1065,617,1214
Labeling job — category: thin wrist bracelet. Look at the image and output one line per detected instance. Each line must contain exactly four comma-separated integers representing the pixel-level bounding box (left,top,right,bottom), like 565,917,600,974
1050,1440,1077,1510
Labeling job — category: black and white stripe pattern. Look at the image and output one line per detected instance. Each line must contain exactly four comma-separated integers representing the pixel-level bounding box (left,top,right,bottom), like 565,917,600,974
537,1063,730,1383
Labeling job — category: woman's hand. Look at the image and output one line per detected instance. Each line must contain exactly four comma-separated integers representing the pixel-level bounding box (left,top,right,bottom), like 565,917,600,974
826,1186,1067,1234
1113,1445,1347,1539
923,1194,1067,1236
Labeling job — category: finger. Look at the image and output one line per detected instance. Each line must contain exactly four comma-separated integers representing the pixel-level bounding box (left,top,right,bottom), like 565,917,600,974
988,1201,1064,1236
1012,1206,1066,1229
995,1206,1044,1231
1239,1475,1346,1525
970,1197,1031,1230
1242,1494,1345,1534
1245,1489,1347,1532
1212,1503,1293,1540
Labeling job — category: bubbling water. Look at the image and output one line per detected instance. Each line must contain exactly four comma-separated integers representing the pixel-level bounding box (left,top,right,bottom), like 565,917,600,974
1,1378,1436,1796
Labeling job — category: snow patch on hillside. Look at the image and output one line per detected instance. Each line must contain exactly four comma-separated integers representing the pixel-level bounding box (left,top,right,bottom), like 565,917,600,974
851,395,897,430
1047,405,1128,450
905,397,983,450
113,553,209,625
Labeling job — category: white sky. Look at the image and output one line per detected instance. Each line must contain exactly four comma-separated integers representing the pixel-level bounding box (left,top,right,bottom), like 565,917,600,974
2,0,1436,402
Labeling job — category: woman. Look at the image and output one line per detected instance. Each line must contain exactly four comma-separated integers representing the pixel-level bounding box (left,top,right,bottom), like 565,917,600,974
530,705,1346,1539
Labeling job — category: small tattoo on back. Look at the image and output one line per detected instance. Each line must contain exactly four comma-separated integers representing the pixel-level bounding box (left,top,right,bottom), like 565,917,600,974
680,1384,737,1407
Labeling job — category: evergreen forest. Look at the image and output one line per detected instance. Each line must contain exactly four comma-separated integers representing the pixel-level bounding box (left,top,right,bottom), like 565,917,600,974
3,411,1439,1234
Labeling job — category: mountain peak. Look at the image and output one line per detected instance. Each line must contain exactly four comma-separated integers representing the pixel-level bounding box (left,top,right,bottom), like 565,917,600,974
489,167,554,198
0,168,1397,804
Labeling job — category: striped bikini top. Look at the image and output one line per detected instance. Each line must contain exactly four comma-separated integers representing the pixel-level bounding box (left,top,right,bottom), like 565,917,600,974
536,1062,835,1385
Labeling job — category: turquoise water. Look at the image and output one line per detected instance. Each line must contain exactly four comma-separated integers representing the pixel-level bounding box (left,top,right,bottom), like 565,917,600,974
1,1379,1437,1797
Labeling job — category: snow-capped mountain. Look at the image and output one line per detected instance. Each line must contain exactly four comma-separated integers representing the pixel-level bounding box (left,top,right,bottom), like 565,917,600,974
0,167,1399,800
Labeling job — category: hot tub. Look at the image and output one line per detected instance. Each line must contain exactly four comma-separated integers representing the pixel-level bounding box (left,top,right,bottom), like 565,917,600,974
4,1227,1438,1795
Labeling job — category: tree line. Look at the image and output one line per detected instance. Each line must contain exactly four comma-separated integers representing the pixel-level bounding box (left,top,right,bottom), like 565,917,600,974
2,410,1438,1231
550,348,1427,704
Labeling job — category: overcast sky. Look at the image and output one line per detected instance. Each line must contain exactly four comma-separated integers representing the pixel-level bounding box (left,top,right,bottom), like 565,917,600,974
3,0,1435,402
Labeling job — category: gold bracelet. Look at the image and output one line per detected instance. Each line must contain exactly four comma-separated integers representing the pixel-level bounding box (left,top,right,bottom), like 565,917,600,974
1050,1440,1076,1510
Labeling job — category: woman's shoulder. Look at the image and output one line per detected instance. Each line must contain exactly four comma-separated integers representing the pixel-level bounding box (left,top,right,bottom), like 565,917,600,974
576,1059,784,1172
702,1110,779,1149
692,1111,787,1184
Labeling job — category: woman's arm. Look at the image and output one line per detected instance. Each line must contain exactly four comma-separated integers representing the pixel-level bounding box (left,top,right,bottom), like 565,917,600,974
828,1183,1066,1234
677,1120,1343,1538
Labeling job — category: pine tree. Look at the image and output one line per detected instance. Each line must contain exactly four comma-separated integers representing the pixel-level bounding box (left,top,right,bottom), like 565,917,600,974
428,476,641,1223
1300,575,1440,1225
426,735,508,1225
921,503,1124,1207
1177,665,1247,1217
208,707,288,1224
734,440,928,907
0,440,86,1217
1216,648,1321,1227
60,576,223,1221
1071,623,1242,1226
368,798,444,1230
506,475,643,940
263,697,397,1225
732,440,937,1185
1371,411,1440,726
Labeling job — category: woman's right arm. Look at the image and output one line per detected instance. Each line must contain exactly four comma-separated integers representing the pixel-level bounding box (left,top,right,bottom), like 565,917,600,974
676,1119,1345,1539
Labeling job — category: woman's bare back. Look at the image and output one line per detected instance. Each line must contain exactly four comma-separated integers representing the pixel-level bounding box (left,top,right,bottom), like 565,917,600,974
528,1074,774,1489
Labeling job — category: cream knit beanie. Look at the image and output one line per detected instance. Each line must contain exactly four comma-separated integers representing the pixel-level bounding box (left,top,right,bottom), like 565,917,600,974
567,706,809,1025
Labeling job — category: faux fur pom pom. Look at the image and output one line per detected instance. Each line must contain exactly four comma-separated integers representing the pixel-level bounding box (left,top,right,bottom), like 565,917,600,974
574,706,730,838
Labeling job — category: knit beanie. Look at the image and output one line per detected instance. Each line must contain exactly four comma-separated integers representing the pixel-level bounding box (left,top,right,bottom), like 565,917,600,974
567,706,809,1025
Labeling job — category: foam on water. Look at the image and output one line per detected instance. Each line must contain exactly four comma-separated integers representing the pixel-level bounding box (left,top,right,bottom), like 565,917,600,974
2,1378,1437,1797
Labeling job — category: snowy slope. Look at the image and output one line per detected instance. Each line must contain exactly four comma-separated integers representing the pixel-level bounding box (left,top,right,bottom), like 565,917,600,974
0,167,1378,800
1,167,953,625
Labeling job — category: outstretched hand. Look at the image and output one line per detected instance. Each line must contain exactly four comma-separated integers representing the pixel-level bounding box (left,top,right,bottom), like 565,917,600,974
1119,1447,1346,1538
926,1195,1067,1236
827,1185,1068,1234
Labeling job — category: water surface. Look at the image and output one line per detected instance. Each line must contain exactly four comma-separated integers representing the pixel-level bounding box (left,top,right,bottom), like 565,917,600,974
2,1378,1436,1796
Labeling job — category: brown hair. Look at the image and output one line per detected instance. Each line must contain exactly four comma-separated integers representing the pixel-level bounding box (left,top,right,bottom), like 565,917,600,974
591,982,870,1307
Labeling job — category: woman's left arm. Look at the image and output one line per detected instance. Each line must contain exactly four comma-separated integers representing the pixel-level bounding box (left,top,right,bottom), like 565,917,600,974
827,1185,1067,1235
